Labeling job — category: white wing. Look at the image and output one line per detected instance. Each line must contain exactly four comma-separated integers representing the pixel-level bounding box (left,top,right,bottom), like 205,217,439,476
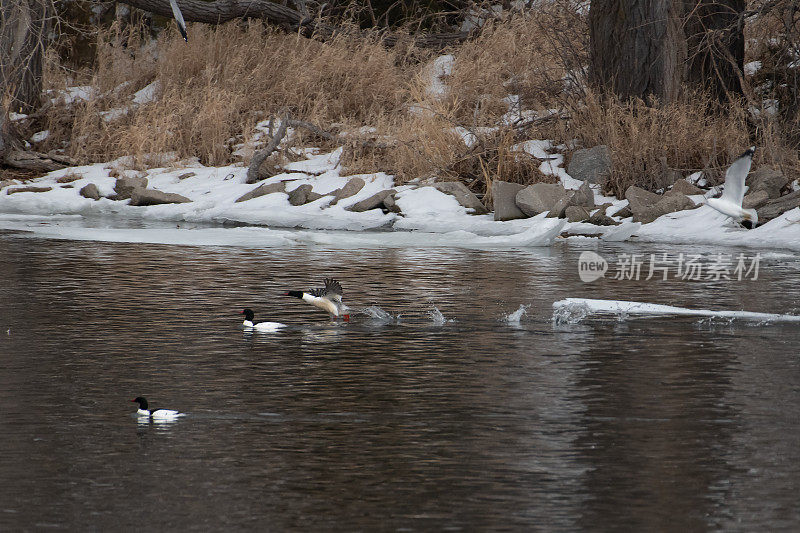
169,0,188,42
719,147,754,207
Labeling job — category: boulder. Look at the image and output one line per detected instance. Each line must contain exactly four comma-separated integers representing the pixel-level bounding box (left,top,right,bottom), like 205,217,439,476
565,205,591,222
547,195,571,218
6,186,52,195
432,181,489,215
625,185,663,221
492,181,527,221
670,179,704,196
588,203,619,226
288,184,314,206
756,190,800,223
330,177,366,205
515,182,567,216
611,205,632,219
742,190,770,210
567,145,612,184
382,193,402,213
79,183,101,200
348,189,396,212
235,181,286,203
747,166,789,199
306,191,324,203
572,180,596,208
114,175,148,200
129,189,191,206
634,193,695,223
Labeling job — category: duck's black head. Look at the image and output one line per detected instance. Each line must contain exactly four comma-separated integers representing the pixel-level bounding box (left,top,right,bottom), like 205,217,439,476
241,308,255,321
131,396,148,409
285,291,303,299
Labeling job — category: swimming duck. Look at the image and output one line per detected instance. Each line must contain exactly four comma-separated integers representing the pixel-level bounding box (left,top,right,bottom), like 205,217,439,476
240,308,287,331
285,278,349,320
131,396,183,420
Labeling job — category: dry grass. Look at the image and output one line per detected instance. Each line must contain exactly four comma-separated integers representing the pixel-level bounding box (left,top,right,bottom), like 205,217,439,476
34,3,799,196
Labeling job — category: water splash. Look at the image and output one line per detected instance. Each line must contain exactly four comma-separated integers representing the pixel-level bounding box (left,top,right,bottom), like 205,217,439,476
360,305,396,323
502,304,529,326
551,302,592,326
427,306,450,325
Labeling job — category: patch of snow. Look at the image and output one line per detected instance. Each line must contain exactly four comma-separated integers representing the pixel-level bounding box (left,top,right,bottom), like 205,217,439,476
30,130,49,143
425,54,455,99
509,140,553,159
50,86,95,105
133,80,161,105
552,297,800,323
9,112,27,121
744,61,762,76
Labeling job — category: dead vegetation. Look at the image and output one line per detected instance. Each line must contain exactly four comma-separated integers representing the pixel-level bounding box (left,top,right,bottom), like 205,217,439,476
20,1,800,195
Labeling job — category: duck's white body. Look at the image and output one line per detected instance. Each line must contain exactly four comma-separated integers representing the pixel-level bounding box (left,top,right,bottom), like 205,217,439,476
301,292,342,316
706,147,758,228
137,408,183,420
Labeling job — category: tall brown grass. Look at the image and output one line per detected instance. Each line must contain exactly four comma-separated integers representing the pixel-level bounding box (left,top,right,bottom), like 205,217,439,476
37,5,798,197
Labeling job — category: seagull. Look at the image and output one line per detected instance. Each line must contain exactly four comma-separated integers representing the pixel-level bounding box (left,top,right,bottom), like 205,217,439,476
706,147,758,229
285,278,350,320
169,0,188,42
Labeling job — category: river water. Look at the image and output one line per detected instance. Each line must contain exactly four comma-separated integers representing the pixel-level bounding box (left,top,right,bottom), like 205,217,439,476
1,225,799,531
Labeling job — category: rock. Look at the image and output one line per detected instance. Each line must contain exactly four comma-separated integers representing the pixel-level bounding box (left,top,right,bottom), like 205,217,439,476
571,180,596,208
109,168,147,180
742,190,770,210
6,186,52,195
288,184,314,206
432,181,488,215
129,189,191,206
515,182,567,216
670,179,704,196
547,195,572,218
56,175,82,184
348,189,396,212
177,172,196,180
79,183,101,200
235,181,286,203
382,193,402,213
114,175,148,200
611,205,632,219
330,177,366,205
492,181,527,221
306,191,324,203
625,185,663,221
635,193,695,223
565,205,591,222
567,145,612,184
747,166,789,199
588,204,619,226
757,190,800,223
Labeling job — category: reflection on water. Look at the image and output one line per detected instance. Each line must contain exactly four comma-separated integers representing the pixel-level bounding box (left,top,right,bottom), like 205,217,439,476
1,232,799,531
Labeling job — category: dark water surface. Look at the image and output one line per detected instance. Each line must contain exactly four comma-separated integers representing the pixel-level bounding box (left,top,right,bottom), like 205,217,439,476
1,230,799,531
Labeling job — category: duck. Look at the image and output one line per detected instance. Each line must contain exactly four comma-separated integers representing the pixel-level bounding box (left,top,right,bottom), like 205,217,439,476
131,396,184,420
706,146,758,229
240,308,287,331
285,278,350,320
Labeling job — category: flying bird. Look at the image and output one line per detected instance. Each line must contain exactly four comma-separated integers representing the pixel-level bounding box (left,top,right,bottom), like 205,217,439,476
285,278,350,320
169,0,188,42
706,146,758,229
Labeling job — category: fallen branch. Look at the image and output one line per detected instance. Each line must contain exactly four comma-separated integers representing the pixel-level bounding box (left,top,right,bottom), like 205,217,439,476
246,112,289,183
121,0,470,49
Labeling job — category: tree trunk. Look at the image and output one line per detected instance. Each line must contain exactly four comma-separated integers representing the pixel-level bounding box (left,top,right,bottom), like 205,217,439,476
589,0,687,102
684,0,745,103
0,0,49,113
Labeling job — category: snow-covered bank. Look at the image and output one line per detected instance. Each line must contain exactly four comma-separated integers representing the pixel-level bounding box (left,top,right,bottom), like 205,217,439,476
2,145,800,251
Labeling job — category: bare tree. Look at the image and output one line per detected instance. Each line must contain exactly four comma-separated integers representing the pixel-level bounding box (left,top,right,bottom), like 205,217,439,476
588,0,747,103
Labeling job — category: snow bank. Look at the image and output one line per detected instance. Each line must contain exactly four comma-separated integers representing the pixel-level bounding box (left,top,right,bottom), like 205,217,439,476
2,141,800,251
552,297,800,324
